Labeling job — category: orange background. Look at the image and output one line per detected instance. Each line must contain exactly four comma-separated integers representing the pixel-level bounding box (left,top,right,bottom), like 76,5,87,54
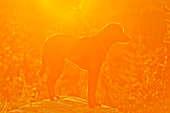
0,0,169,112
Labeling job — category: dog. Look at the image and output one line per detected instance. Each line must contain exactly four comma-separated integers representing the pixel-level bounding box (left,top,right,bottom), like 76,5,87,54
39,22,131,108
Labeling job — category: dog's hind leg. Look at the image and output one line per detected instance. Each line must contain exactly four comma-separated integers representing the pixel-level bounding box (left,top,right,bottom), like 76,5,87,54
46,58,65,100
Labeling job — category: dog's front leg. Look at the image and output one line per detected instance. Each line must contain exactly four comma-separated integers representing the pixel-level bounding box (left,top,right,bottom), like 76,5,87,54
88,68,100,108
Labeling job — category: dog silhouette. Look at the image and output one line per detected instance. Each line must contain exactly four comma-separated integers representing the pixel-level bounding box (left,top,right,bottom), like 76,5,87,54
39,22,131,108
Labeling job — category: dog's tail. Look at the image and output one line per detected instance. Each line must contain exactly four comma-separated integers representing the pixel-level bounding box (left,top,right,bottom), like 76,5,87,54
39,52,46,77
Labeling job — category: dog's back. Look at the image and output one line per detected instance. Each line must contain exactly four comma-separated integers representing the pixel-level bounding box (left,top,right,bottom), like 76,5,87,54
43,34,77,57
42,34,105,70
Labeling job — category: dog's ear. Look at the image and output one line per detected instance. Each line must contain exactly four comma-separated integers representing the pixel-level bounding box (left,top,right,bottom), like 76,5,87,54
120,32,131,43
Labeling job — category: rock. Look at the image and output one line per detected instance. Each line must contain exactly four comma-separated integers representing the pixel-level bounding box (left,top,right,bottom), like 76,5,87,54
8,96,119,113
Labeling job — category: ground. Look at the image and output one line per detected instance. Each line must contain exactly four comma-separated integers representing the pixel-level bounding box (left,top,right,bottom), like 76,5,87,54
8,96,119,113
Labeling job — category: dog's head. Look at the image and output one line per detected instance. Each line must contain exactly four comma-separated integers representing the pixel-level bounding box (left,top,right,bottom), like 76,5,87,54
108,23,131,43
98,22,131,44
